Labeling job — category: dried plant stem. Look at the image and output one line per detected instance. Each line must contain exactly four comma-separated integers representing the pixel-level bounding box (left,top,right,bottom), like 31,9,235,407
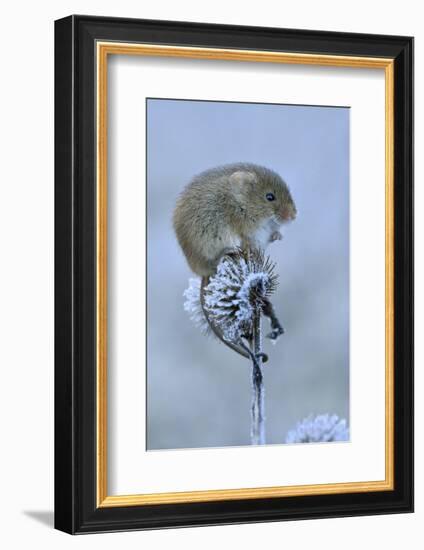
250,307,266,445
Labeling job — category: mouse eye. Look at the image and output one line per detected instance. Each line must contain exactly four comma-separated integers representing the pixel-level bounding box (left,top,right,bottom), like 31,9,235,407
266,192,275,202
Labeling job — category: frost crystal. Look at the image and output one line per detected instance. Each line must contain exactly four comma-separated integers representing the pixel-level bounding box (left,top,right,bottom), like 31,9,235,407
183,277,210,334
285,414,349,444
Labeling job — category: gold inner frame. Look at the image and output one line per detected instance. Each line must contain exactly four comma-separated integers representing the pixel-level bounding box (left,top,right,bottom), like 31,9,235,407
96,42,395,508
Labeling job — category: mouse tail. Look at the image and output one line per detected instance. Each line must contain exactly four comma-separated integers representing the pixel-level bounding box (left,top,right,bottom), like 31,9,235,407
200,275,251,360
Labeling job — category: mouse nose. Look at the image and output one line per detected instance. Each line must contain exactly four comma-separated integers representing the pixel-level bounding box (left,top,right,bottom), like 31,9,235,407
281,205,297,221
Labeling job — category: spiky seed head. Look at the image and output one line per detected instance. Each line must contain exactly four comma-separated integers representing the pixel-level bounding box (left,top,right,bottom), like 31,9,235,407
202,248,278,344
285,414,350,444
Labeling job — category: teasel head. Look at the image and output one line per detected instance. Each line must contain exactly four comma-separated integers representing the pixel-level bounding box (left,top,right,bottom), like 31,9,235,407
200,248,278,344
285,414,350,444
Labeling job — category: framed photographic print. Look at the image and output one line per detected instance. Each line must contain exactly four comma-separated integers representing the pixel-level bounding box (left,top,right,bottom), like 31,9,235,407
54,15,414,534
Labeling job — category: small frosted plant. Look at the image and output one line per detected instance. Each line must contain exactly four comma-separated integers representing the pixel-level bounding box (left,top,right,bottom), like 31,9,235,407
202,250,278,346
184,248,280,445
285,414,349,444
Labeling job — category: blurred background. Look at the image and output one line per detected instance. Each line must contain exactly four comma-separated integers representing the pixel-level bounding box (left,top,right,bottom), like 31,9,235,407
146,98,349,450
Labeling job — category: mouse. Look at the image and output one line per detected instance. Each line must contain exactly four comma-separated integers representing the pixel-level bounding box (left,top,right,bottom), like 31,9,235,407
173,162,297,361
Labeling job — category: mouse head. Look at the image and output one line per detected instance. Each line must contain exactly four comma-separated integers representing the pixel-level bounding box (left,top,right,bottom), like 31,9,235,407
230,167,297,224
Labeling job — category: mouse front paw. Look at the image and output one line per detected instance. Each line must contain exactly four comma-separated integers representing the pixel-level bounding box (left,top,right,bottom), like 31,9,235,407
269,231,283,243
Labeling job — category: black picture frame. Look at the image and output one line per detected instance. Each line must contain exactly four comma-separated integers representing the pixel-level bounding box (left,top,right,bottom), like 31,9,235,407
55,14,414,534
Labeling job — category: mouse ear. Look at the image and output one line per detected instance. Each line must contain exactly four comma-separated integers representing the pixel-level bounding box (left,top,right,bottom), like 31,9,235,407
229,170,256,198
